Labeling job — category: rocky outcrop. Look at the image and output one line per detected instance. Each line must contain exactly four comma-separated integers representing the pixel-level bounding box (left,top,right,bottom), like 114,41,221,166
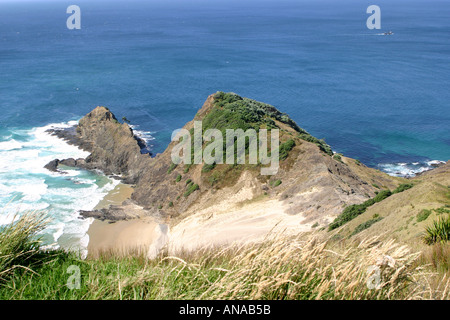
44,159,60,172
46,106,152,184
75,106,151,182
79,200,160,222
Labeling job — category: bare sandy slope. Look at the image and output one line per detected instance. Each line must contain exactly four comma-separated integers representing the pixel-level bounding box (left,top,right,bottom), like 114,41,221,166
168,198,313,254
86,177,314,258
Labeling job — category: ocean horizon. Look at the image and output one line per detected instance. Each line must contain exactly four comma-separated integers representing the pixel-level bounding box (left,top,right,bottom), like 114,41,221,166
0,0,449,252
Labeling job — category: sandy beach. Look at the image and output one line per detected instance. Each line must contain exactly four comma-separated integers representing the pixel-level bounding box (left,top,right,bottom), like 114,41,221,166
86,183,160,258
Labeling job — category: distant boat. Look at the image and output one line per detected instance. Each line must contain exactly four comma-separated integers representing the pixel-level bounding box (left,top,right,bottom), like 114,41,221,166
383,31,394,35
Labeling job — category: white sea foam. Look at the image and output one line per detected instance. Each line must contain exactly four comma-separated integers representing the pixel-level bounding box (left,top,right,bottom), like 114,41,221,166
0,121,119,255
130,124,155,150
378,160,445,178
0,213,19,226
0,139,23,151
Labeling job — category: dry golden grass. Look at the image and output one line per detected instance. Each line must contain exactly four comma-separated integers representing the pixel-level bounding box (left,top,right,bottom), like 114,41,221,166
95,231,450,300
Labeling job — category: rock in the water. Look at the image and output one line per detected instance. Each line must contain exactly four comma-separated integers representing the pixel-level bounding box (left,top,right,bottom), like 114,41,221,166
44,159,60,172
59,158,77,167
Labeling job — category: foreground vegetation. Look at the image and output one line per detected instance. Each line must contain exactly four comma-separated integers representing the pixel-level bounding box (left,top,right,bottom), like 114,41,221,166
1,212,449,300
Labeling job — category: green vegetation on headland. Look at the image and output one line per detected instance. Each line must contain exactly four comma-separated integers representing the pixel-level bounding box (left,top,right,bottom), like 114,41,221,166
192,92,332,167
1,212,448,300
210,92,301,133
201,92,302,164
168,92,335,190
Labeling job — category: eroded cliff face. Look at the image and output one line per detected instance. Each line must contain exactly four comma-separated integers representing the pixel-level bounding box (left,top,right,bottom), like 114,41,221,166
75,106,152,183
47,93,405,227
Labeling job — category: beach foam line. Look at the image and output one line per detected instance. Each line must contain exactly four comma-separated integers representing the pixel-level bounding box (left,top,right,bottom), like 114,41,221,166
0,120,121,256
377,160,445,178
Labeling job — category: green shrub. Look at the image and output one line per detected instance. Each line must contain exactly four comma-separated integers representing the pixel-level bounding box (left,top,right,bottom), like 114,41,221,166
423,216,450,245
167,163,177,174
278,139,295,161
184,183,199,197
351,217,384,236
273,180,282,187
373,189,392,202
328,190,392,231
168,202,173,208
175,174,182,182
333,154,343,163
417,209,432,222
183,164,192,174
328,204,367,231
393,183,414,194
186,179,192,185
434,206,450,215
202,163,216,173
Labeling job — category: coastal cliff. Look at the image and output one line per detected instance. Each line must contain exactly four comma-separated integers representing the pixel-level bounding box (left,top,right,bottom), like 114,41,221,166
46,92,406,231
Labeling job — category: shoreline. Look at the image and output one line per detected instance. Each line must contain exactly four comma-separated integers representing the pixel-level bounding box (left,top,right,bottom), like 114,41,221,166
86,183,161,259
93,183,134,211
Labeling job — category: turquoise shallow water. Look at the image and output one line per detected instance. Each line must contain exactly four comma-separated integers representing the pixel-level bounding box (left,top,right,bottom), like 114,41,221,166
0,0,449,250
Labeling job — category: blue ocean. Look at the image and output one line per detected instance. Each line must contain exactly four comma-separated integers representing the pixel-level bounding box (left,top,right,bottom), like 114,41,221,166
0,0,449,252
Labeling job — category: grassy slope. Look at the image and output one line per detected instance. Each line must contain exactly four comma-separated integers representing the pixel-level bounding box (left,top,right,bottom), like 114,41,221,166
1,213,446,300
330,162,450,249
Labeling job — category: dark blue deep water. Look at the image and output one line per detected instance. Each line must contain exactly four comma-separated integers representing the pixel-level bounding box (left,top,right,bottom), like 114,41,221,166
0,0,449,250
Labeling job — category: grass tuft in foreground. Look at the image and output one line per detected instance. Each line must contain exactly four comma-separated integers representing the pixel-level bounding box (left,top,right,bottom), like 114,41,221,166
423,215,450,245
0,212,50,282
